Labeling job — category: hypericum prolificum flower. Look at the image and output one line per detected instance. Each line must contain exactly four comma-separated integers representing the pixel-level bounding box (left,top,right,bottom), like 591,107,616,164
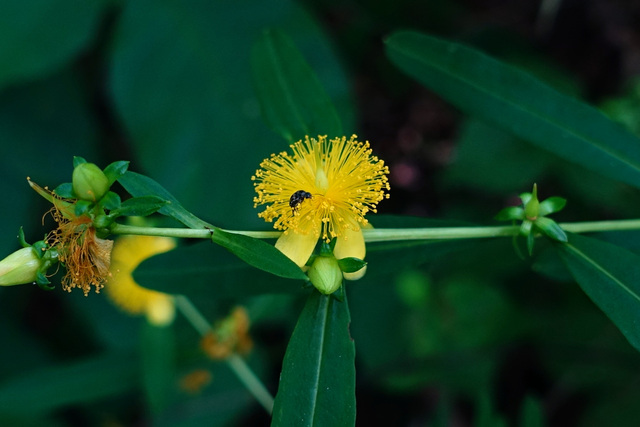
106,234,176,326
252,135,390,283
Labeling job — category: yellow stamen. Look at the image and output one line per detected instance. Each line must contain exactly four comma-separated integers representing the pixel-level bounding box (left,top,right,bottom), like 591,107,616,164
252,135,390,242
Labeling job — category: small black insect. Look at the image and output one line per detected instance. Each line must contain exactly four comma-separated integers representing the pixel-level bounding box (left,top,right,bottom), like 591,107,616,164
289,190,312,213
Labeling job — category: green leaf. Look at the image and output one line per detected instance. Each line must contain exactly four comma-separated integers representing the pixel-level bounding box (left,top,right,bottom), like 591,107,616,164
134,242,307,299
103,160,130,186
385,31,640,189
251,28,342,142
115,195,167,217
0,351,138,417
271,291,356,426
118,171,211,229
140,321,175,415
211,229,308,281
534,217,567,242
538,196,567,216
0,0,107,89
495,206,524,221
72,156,87,167
100,191,121,211
52,182,75,198
109,0,353,231
556,233,640,351
337,257,367,273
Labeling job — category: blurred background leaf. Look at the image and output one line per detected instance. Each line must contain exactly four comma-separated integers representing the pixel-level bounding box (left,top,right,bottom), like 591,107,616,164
2,0,640,425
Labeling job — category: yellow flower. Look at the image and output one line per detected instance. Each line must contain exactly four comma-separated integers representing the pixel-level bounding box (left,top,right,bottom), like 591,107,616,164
106,235,176,326
252,135,390,273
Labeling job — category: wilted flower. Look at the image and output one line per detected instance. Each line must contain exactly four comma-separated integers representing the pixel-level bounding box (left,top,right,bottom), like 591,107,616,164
29,178,113,295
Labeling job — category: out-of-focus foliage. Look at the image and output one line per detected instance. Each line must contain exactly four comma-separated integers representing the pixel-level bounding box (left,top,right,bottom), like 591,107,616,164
2,0,640,426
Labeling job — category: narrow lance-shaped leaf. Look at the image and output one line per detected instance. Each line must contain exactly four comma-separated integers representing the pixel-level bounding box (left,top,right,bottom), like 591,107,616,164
118,171,211,229
271,290,356,427
211,229,308,281
120,171,305,281
251,28,342,142
556,233,640,351
385,31,640,189
140,321,175,415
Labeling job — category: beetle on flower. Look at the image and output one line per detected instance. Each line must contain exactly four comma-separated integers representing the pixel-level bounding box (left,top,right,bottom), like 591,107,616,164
252,135,390,283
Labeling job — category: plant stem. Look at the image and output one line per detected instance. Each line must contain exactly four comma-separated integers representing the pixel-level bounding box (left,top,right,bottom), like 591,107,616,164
174,296,275,414
361,219,640,242
110,223,280,239
110,219,640,243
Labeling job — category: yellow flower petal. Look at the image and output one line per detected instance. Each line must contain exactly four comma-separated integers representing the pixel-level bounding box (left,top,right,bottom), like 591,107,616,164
334,227,367,280
275,230,317,267
107,235,176,326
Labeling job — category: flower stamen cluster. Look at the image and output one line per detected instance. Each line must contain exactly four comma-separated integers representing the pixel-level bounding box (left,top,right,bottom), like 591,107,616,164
252,135,390,242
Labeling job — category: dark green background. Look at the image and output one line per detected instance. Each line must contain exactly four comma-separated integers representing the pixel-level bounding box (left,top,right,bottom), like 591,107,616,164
2,0,640,426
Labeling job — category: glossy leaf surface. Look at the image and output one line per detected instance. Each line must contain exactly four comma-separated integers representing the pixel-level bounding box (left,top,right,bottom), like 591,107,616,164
251,29,342,142
557,233,640,351
271,291,356,426
385,31,640,188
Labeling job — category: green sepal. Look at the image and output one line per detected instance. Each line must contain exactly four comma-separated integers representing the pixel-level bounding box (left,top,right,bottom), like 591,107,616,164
519,220,533,236
332,284,345,302
73,156,87,167
53,182,75,199
93,214,115,230
319,240,334,256
538,197,567,216
337,257,367,273
18,227,29,248
99,191,122,211
526,231,535,256
35,271,54,290
535,217,568,242
32,240,48,258
74,200,93,217
113,196,168,217
103,160,130,186
495,206,524,221
519,192,533,205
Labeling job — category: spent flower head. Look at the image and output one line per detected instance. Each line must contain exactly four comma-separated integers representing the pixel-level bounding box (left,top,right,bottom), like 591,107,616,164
252,135,390,269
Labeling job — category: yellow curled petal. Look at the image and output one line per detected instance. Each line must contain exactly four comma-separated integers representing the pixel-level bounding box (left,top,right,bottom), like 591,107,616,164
275,231,317,267
334,227,367,280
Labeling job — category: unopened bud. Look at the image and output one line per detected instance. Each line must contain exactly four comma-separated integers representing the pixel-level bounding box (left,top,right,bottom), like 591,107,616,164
72,162,110,202
308,256,343,295
0,247,41,286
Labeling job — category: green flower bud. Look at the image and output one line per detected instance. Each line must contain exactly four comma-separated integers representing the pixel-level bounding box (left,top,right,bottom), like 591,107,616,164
72,162,110,202
308,256,343,295
524,184,540,220
0,247,41,286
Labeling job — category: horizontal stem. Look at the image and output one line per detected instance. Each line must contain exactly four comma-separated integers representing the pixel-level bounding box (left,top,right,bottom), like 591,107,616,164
361,219,640,242
110,223,280,239
110,219,640,243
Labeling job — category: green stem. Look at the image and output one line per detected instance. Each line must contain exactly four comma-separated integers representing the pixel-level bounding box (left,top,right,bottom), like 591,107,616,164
110,219,640,243
110,223,280,239
361,219,640,242
173,296,275,414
